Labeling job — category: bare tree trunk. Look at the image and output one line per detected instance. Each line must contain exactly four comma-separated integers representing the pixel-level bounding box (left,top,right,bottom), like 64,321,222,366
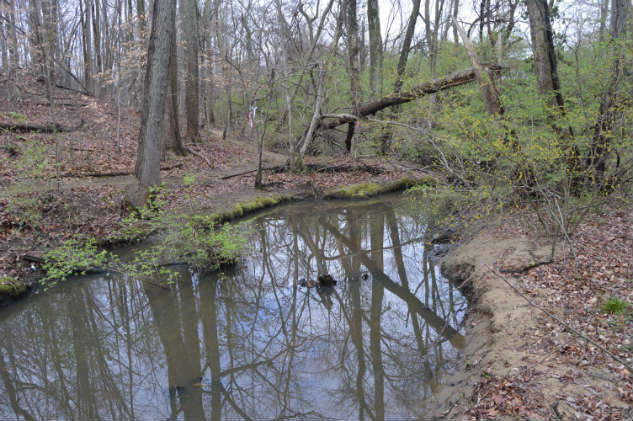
79,0,93,94
526,0,565,111
1,14,8,73
394,0,422,94
345,0,361,153
291,64,326,172
162,21,186,157
27,0,45,78
367,0,383,99
453,18,502,115
130,0,176,207
182,0,200,141
91,0,102,96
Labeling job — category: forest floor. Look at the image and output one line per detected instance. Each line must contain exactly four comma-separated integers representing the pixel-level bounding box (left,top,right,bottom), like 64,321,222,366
1,76,632,420
0,76,423,284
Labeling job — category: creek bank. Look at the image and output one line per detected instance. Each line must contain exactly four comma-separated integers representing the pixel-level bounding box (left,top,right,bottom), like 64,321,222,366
433,209,632,420
1,176,434,305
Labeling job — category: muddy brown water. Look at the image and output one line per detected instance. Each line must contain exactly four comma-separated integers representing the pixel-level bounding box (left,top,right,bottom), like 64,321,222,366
0,197,466,421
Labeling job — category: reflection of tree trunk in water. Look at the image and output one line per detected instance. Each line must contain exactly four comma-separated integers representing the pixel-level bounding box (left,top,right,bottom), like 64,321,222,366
142,282,199,420
68,289,98,420
199,278,222,421
385,207,425,352
178,277,205,421
83,289,132,419
37,299,75,418
347,209,367,419
350,263,366,420
0,346,36,421
320,217,465,349
369,211,385,420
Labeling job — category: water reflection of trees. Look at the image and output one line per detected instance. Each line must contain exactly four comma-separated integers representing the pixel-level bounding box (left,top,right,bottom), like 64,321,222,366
0,200,466,421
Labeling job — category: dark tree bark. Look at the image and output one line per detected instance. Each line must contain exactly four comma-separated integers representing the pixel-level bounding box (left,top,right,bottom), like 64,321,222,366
182,0,200,141
131,0,176,207
588,0,630,182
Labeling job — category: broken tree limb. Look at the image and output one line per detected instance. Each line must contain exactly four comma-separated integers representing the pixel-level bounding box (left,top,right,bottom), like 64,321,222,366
319,65,502,130
0,119,85,133
183,146,213,168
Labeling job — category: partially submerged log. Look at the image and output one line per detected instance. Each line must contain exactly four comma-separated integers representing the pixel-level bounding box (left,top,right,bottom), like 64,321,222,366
319,65,502,130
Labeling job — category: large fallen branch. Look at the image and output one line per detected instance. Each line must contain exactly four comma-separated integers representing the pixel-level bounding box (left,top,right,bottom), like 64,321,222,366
0,119,85,133
319,65,502,129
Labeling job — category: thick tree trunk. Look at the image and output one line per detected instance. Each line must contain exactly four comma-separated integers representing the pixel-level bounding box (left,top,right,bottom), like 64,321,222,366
319,66,497,130
526,0,565,111
162,23,186,157
131,0,176,207
182,0,200,141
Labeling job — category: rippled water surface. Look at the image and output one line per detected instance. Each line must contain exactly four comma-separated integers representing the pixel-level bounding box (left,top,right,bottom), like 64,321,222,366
0,197,466,421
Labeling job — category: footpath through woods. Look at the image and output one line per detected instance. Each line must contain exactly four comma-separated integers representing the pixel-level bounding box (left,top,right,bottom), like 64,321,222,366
0,76,427,283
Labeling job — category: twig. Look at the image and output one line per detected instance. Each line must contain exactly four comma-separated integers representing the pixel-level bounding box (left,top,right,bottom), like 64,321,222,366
184,146,213,169
489,267,633,375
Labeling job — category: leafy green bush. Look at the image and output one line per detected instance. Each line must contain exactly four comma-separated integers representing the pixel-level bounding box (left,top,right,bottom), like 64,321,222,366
42,236,110,287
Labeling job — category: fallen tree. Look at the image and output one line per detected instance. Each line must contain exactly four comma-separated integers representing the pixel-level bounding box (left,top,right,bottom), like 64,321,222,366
318,64,502,130
0,119,85,133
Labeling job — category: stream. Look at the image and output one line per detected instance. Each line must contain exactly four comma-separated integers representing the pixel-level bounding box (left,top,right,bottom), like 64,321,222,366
0,196,467,421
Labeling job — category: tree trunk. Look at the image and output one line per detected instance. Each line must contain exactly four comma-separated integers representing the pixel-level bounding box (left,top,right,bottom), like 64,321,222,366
27,0,45,78
131,0,176,207
588,0,630,183
79,0,93,94
367,0,383,99
453,18,502,115
526,0,565,111
394,0,422,94
182,0,200,141
345,0,361,152
162,21,186,157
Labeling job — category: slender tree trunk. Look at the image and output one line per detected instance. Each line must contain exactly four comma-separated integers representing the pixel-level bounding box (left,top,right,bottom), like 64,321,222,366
80,0,93,93
367,0,383,99
453,18,502,115
345,0,361,153
131,0,176,207
394,0,422,94
182,0,200,141
1,14,8,72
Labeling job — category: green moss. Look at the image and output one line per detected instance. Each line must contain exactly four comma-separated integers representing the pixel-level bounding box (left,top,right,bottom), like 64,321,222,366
324,176,435,200
210,196,285,223
0,276,27,297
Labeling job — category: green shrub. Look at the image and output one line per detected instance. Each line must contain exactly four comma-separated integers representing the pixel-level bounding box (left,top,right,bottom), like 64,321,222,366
600,297,632,315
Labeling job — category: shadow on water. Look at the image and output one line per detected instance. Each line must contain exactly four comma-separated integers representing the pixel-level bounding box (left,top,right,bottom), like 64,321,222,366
0,197,467,421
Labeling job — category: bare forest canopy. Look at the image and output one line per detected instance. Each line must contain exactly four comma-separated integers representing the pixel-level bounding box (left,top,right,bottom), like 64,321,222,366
0,0,631,205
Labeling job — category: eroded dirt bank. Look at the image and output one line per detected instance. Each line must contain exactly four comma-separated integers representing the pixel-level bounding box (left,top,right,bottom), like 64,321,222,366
436,208,632,420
